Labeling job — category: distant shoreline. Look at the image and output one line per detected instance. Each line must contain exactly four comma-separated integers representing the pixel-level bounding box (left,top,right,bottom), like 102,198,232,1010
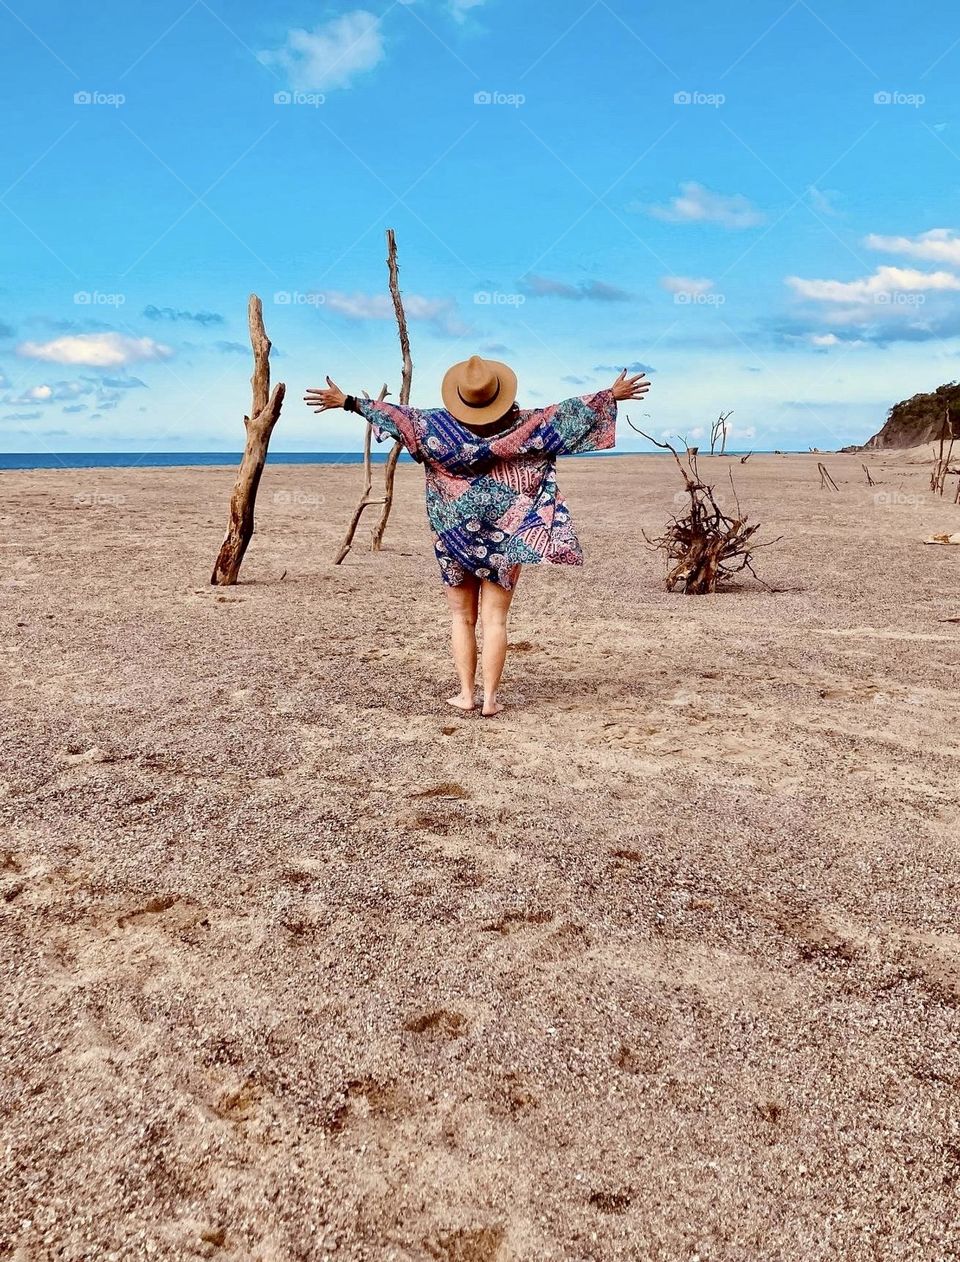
0,449,817,472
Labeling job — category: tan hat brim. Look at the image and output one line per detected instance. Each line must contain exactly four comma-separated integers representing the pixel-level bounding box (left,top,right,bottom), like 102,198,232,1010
442,359,518,426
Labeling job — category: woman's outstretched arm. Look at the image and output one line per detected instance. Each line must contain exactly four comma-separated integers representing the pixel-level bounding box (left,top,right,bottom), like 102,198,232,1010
304,377,424,458
507,369,652,458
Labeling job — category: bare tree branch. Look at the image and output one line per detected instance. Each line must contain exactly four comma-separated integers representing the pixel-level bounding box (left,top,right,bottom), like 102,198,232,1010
211,295,286,585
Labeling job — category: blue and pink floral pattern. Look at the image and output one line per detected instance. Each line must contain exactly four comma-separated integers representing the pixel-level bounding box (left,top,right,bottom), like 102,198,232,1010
355,389,617,589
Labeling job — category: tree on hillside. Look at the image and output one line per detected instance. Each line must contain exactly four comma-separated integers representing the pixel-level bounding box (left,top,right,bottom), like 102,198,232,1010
858,381,960,450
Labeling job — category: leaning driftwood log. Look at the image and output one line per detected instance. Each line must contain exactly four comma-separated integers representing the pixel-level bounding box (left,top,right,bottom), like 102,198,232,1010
334,385,389,565
818,462,839,492
633,421,776,594
211,296,286,585
333,227,412,563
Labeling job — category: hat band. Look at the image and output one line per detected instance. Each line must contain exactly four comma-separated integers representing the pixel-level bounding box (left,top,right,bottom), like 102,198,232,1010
457,377,501,409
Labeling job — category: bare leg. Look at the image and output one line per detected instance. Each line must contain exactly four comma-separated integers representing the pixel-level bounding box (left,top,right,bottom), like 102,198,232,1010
444,578,480,710
479,567,520,717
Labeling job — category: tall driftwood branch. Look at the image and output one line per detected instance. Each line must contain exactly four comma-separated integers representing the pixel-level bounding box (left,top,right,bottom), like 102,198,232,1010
333,385,389,565
710,410,733,456
930,412,957,496
372,228,412,552
386,227,412,407
211,295,286,585
817,462,839,492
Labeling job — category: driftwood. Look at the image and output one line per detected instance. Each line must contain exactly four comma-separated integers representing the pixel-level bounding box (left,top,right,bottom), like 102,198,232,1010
930,413,958,497
333,385,390,565
710,410,733,456
862,463,878,487
740,451,753,464
373,228,412,552
632,422,777,593
211,296,286,585
334,228,411,563
818,462,839,491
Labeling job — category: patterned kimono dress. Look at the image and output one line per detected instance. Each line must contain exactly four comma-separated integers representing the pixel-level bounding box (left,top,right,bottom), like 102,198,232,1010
354,388,618,590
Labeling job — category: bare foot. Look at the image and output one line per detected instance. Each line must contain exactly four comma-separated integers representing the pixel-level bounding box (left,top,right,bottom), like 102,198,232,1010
446,693,476,712
481,700,504,718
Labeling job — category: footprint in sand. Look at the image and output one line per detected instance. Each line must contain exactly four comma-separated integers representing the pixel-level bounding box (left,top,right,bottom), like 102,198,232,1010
588,1188,633,1214
211,1081,262,1124
403,1009,467,1039
484,908,554,934
325,1076,412,1133
60,743,104,764
423,1226,505,1261
409,782,471,800
116,894,180,928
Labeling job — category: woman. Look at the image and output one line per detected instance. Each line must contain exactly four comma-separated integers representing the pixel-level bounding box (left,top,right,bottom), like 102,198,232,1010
305,356,650,716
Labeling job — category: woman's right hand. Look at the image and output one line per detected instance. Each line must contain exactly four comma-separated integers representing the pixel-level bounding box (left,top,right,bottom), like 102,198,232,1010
610,369,651,402
304,376,347,412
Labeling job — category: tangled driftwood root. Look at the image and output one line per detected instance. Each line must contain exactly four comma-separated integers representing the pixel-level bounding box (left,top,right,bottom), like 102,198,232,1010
632,422,779,594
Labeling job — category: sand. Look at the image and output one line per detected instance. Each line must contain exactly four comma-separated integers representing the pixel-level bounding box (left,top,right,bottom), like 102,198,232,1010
1,450,959,1261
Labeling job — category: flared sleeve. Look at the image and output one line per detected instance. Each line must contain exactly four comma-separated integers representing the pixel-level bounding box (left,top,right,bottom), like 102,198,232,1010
506,389,618,459
355,399,424,462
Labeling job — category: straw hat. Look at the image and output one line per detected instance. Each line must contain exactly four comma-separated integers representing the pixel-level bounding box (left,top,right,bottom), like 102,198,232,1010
441,354,518,425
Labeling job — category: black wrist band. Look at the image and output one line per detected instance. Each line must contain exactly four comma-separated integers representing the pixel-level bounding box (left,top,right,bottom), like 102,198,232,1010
344,395,357,412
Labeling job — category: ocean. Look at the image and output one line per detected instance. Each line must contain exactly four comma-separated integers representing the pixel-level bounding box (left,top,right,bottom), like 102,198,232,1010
0,452,414,471
0,449,664,472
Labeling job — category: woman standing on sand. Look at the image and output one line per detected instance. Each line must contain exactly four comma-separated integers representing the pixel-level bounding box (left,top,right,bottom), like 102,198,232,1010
305,356,650,716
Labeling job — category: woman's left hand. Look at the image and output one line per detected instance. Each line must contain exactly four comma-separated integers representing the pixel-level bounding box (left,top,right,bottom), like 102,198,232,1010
610,369,651,402
304,377,347,412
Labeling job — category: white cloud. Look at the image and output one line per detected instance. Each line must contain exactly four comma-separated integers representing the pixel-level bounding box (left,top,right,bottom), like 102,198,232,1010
786,265,960,304
660,275,714,296
806,185,839,216
449,0,486,19
864,228,960,266
259,12,385,92
321,290,470,336
645,182,765,229
17,334,173,368
808,332,866,349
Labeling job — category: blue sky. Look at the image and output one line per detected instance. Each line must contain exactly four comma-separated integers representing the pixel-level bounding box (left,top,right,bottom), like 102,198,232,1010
2,0,960,453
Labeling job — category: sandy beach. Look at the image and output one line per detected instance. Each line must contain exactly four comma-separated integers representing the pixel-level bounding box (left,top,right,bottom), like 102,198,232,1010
1,449,959,1261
